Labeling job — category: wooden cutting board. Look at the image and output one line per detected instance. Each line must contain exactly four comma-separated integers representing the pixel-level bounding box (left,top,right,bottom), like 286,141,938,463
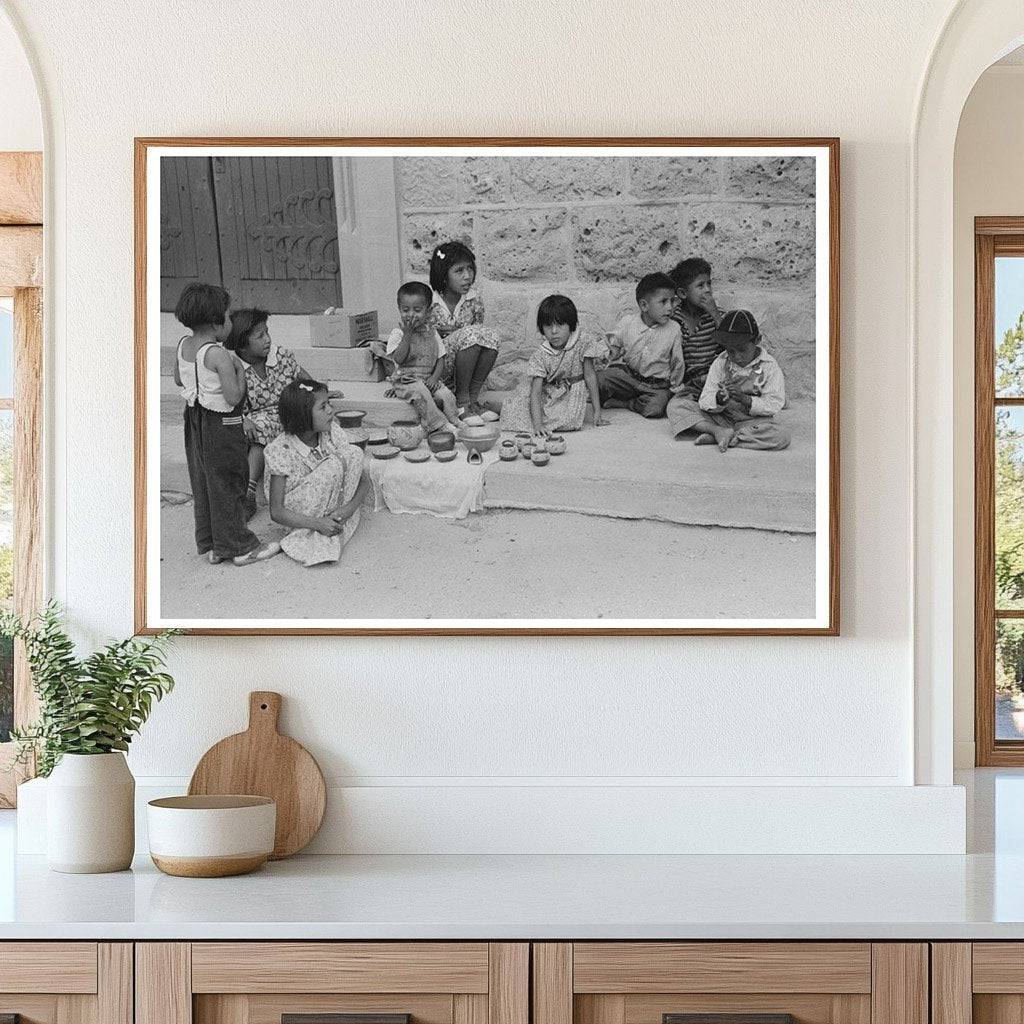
188,691,326,859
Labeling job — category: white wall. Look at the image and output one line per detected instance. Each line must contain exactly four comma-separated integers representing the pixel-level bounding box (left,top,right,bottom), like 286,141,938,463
0,7,40,151
0,0,974,851
952,64,1024,768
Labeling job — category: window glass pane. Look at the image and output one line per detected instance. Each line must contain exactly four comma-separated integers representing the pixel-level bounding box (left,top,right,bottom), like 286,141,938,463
0,409,11,743
996,256,1024,397
998,620,1024,740
997,407,1024,610
0,301,12,399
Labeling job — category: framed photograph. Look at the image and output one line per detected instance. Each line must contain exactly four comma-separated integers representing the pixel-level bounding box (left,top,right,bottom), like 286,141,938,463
135,137,839,636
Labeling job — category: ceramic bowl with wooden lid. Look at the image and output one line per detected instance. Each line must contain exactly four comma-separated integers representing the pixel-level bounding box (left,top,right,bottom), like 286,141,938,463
147,795,276,878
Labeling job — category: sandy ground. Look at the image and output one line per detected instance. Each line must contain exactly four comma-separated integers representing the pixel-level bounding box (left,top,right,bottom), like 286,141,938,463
997,693,1024,740
159,501,815,621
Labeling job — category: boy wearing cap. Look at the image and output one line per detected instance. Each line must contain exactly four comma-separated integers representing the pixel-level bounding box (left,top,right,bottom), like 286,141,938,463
597,272,685,419
668,309,790,452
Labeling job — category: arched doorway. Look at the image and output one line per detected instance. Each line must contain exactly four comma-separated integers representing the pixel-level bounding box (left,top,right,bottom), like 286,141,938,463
913,0,1024,784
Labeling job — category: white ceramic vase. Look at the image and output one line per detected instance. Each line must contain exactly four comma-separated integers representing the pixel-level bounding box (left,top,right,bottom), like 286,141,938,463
46,752,135,873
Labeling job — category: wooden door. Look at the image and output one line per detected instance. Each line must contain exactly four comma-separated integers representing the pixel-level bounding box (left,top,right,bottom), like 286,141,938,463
159,157,223,310
534,943,927,1024
211,156,342,313
0,942,132,1024
137,942,528,1024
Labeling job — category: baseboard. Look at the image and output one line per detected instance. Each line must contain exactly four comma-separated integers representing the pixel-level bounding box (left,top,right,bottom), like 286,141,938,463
16,778,967,856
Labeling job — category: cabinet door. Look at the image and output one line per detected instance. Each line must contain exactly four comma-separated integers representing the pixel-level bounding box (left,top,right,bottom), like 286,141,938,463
0,942,132,1024
137,943,528,1024
936,943,1024,1024
534,944,927,1024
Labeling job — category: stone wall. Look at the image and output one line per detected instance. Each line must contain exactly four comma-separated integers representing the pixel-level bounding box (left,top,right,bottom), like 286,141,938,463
395,155,817,401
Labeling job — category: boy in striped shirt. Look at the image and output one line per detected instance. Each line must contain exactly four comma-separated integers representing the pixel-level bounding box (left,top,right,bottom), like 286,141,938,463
668,257,723,392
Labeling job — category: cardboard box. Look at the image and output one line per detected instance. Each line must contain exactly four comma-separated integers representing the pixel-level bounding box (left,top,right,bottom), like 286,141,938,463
309,309,379,348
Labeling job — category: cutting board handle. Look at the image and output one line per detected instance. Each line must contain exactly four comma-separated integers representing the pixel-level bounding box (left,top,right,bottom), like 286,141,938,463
248,691,282,734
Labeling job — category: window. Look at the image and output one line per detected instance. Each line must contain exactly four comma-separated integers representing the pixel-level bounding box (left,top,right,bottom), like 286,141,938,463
976,221,1024,764
0,299,11,744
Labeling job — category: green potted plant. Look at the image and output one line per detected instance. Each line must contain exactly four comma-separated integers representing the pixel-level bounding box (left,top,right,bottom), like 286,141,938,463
2,603,177,873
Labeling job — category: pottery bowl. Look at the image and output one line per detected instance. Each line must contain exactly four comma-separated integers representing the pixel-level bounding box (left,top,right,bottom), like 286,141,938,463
370,445,400,460
457,424,500,455
427,431,456,453
547,436,566,455
532,450,551,466
434,450,457,462
388,420,426,451
147,795,276,878
335,409,366,429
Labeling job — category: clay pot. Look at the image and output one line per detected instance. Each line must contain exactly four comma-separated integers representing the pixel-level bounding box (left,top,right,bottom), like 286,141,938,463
434,450,457,463
388,419,425,451
335,410,366,428
427,431,456,453
515,433,532,452
521,442,536,458
531,449,550,466
499,441,518,462
547,435,566,455
344,427,369,450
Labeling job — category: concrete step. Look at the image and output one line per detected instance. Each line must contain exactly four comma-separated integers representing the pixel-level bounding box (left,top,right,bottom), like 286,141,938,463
482,407,816,533
292,346,383,383
160,342,384,383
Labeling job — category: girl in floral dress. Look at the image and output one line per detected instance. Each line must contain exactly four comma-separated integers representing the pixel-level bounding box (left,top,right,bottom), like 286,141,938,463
264,380,368,567
226,308,343,514
500,295,609,435
428,241,501,415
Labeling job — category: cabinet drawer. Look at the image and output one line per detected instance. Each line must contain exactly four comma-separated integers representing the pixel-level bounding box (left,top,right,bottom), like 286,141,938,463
191,943,490,993
139,942,528,1024
534,943,925,1024
0,942,98,993
572,943,872,994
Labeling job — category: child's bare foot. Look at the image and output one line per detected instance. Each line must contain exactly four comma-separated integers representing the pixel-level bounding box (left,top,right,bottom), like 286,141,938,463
711,425,735,451
232,541,281,566
207,551,225,564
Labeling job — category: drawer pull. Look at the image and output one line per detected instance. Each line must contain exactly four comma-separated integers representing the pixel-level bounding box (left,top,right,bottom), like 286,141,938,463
283,1016,411,1024
665,1016,796,1024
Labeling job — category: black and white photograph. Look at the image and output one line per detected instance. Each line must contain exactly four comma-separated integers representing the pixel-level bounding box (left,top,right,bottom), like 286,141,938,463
137,139,838,634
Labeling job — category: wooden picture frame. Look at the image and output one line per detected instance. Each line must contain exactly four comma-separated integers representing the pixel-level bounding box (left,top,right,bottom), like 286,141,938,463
135,137,840,637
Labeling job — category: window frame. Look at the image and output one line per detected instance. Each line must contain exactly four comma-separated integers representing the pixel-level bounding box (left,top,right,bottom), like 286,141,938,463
0,151,43,806
975,217,1024,765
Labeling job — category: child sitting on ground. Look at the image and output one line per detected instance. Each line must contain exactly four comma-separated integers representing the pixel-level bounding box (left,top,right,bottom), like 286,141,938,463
500,294,608,435
226,308,344,516
264,379,369,567
690,310,790,452
669,257,723,390
597,272,685,419
375,281,463,435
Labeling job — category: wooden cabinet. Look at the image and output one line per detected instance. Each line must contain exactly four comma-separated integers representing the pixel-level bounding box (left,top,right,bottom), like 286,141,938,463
532,944,928,1024
931,943,1024,1024
136,943,528,1024
0,942,132,1024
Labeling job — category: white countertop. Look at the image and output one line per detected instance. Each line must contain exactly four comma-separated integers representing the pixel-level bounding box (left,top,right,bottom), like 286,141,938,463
1,770,1022,941
2,850,1024,940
